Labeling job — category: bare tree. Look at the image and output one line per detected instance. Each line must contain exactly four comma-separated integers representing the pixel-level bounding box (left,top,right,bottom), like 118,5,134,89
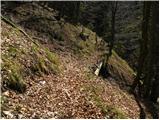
143,2,159,98
108,1,118,57
131,2,151,94
99,2,118,77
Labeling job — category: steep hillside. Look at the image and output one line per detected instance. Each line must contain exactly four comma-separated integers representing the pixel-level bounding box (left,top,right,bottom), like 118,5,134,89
1,19,60,92
1,2,151,119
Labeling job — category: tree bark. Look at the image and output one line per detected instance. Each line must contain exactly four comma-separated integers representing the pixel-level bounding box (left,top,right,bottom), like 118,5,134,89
108,2,118,57
144,2,159,98
131,2,151,92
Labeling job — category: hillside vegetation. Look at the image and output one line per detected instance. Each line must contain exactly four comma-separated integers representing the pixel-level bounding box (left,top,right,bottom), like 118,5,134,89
1,2,157,119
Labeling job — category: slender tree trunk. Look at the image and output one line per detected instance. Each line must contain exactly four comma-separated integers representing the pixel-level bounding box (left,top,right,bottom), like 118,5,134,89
131,2,151,92
75,2,81,23
100,2,118,78
108,2,118,57
150,75,159,103
144,2,159,98
109,9,115,56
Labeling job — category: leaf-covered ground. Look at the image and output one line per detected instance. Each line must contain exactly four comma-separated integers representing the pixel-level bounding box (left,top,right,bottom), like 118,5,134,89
1,47,140,118
1,2,153,119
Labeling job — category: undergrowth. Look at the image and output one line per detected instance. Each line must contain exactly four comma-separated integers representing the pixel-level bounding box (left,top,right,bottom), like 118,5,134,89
73,39,96,58
2,20,61,93
2,56,26,93
83,85,127,119
31,44,60,75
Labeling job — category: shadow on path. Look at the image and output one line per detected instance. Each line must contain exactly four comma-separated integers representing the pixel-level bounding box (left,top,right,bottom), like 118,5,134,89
133,93,146,119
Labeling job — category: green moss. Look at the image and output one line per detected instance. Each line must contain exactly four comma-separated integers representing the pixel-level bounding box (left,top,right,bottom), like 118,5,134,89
84,85,126,119
1,43,28,93
38,56,49,74
0,95,5,105
92,93,126,118
109,107,126,119
1,30,10,38
111,51,135,75
45,48,60,74
92,94,107,113
45,48,60,66
31,45,60,75
7,45,20,58
2,58,26,93
50,63,60,74
94,96,126,118
73,39,95,57
85,72,95,80
31,54,48,75
31,44,40,53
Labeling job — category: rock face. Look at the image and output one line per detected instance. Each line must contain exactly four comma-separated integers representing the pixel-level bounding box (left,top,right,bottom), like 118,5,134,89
115,1,143,70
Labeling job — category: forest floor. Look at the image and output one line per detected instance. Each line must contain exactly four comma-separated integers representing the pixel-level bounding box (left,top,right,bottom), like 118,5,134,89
1,2,157,119
2,43,140,119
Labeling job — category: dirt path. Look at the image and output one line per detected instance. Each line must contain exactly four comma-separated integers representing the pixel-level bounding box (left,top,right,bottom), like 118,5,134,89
2,48,141,119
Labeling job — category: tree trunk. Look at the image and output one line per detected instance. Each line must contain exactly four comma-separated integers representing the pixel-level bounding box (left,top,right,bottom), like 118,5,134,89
131,2,151,92
144,2,159,99
108,2,118,57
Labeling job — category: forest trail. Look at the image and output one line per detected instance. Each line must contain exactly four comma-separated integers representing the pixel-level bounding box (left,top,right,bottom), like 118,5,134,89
2,41,141,118
1,2,156,119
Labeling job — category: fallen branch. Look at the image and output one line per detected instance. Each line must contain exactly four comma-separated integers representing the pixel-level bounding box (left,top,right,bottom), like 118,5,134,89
1,15,39,46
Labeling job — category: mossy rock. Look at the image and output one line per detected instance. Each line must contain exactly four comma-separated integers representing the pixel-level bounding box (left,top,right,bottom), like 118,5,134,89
73,39,95,57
